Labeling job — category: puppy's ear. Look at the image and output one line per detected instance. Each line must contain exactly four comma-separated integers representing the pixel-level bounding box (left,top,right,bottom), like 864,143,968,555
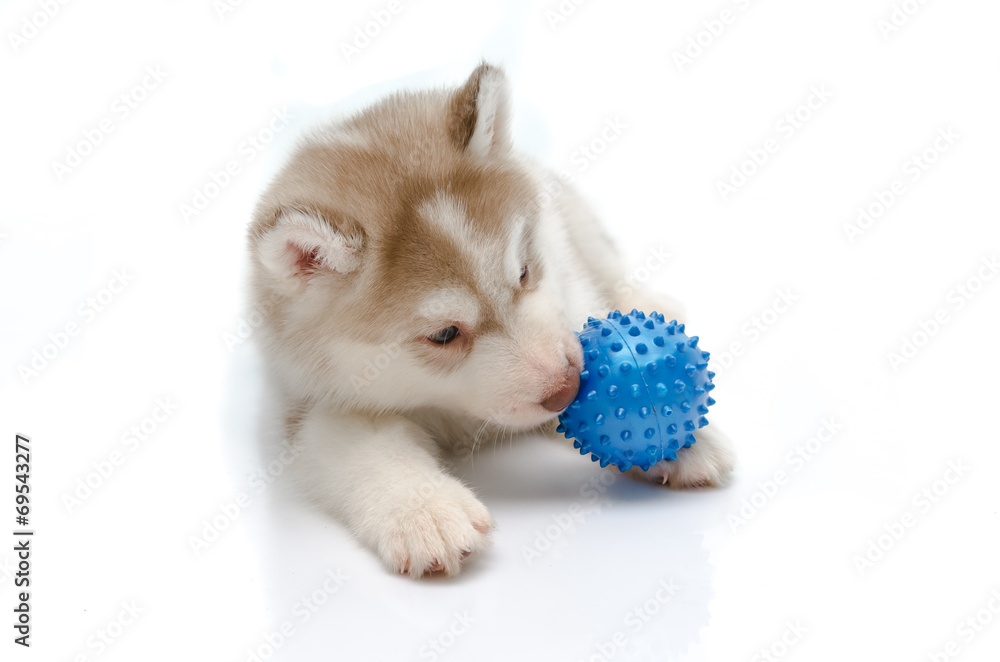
448,62,511,158
255,208,364,290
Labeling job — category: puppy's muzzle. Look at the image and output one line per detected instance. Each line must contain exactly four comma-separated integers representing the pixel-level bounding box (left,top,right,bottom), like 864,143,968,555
540,365,581,412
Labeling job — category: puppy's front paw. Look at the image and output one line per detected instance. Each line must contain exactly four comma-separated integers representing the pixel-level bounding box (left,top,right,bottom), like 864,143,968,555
373,477,494,579
627,425,735,489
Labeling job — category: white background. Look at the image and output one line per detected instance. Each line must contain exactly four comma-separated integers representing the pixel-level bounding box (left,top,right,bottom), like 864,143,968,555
2,0,999,660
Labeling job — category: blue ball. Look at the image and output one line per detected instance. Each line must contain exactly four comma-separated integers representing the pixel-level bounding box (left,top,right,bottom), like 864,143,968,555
556,310,716,472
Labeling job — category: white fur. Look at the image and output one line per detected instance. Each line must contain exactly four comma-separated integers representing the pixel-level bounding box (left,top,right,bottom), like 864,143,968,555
258,210,363,288
295,408,493,578
420,193,471,246
418,287,480,326
466,67,511,158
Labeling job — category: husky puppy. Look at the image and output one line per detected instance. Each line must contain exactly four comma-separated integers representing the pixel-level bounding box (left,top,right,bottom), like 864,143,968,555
247,63,734,578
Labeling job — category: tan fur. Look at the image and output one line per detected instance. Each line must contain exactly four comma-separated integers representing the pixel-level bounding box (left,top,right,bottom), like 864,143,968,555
249,74,537,348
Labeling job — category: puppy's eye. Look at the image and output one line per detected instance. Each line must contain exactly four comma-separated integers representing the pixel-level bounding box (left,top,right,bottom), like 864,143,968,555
520,264,528,283
428,326,461,345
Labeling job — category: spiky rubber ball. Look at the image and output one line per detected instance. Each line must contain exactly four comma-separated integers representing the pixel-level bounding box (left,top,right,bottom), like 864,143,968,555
556,310,716,472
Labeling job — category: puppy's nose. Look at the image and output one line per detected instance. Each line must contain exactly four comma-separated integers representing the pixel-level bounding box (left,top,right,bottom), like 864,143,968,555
541,367,580,412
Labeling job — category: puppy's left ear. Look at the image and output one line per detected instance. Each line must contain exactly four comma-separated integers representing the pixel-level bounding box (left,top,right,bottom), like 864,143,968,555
448,62,511,158
253,207,364,293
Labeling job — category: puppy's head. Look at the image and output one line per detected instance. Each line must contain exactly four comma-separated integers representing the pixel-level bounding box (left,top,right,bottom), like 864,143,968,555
250,63,582,429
